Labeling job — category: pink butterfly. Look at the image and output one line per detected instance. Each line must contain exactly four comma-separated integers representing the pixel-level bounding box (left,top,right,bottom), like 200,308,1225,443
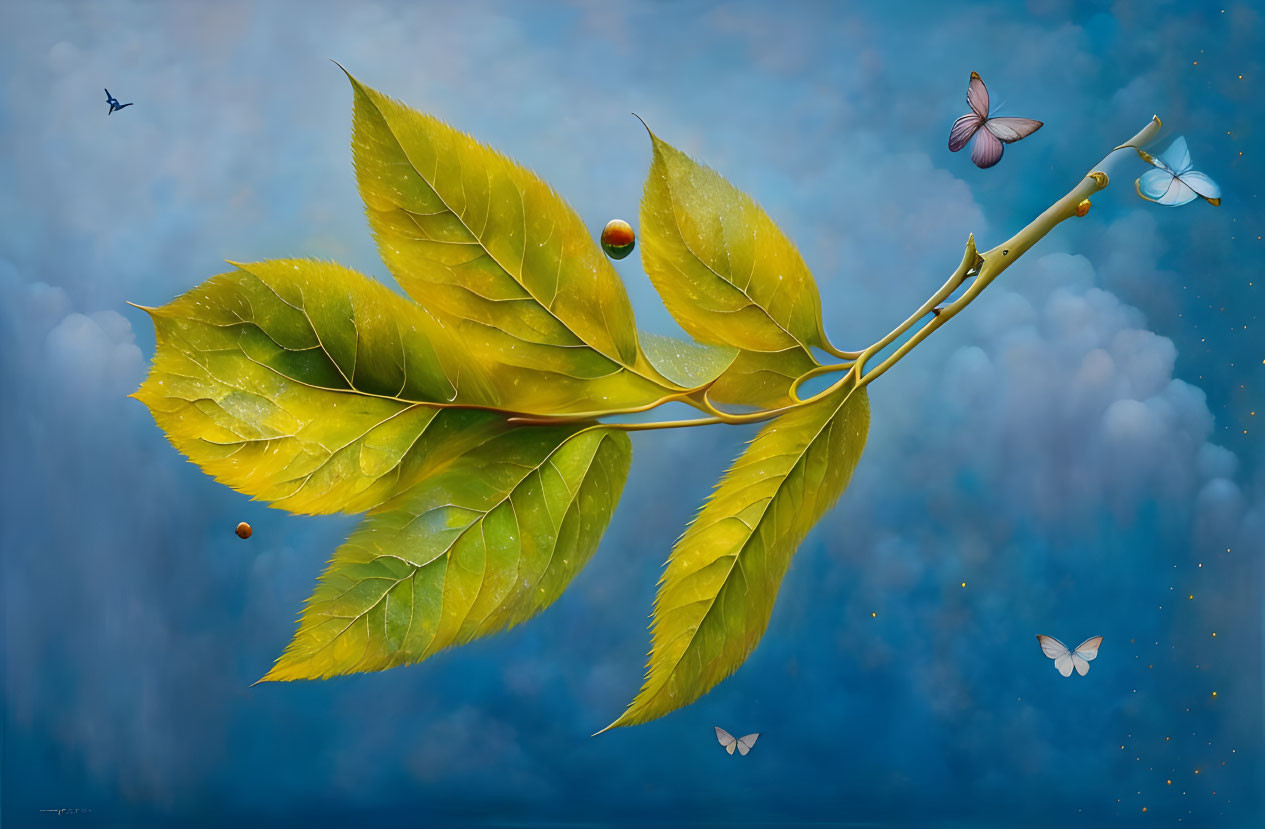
948,72,1043,169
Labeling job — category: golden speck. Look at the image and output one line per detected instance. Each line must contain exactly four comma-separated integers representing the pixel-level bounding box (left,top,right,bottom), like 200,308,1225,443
1212,691,1218,697
1167,780,1173,785
1167,736,1172,741
1239,75,1244,80
1195,769,1201,775
1143,807,1148,813
1189,594,1194,600
1212,632,1217,637
871,611,877,618
961,581,966,588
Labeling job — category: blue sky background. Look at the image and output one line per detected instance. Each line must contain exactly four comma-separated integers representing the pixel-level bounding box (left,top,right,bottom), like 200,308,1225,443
2,1,1262,827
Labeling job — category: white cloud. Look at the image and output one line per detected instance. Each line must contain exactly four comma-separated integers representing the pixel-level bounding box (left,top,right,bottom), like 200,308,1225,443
44,309,144,393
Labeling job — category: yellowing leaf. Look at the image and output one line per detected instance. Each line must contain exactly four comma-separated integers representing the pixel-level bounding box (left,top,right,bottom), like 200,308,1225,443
348,73,682,412
603,385,869,730
259,425,631,681
134,259,507,515
640,130,833,355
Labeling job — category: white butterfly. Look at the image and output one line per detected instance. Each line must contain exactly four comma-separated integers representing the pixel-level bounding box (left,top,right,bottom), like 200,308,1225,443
1132,136,1221,206
1036,635,1103,677
715,727,759,756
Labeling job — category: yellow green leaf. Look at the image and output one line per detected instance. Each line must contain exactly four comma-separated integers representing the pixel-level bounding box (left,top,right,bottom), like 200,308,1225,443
640,130,834,355
259,425,631,681
348,72,681,412
603,385,869,730
640,333,818,409
133,259,507,515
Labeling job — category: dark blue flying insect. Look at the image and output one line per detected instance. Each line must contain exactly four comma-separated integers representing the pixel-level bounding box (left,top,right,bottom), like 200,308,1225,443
104,89,133,114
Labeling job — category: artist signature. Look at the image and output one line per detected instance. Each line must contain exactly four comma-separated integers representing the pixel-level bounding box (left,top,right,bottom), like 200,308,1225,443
39,808,92,816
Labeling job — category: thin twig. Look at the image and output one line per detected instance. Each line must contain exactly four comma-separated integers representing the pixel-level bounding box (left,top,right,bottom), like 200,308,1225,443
856,116,1163,390
522,116,1164,432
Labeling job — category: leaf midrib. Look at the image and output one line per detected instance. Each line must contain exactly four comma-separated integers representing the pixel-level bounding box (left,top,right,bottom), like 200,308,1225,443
160,311,629,420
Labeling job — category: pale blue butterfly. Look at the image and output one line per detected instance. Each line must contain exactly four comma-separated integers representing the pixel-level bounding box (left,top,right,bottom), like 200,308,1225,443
1130,136,1221,207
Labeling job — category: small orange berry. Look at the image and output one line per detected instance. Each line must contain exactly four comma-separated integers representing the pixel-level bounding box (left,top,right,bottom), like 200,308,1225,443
236,522,253,540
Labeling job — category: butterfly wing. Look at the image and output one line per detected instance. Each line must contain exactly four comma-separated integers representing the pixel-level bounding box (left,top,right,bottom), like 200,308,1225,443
949,113,983,152
1073,636,1104,662
1137,168,1178,201
1037,635,1074,676
1072,653,1091,676
1177,170,1221,204
1136,170,1197,206
1159,136,1192,174
1037,635,1069,658
966,71,990,118
984,117,1043,144
970,127,1004,168
715,726,735,748
735,734,760,756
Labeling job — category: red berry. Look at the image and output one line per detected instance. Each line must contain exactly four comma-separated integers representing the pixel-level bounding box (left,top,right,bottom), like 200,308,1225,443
601,219,636,260
235,522,252,539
